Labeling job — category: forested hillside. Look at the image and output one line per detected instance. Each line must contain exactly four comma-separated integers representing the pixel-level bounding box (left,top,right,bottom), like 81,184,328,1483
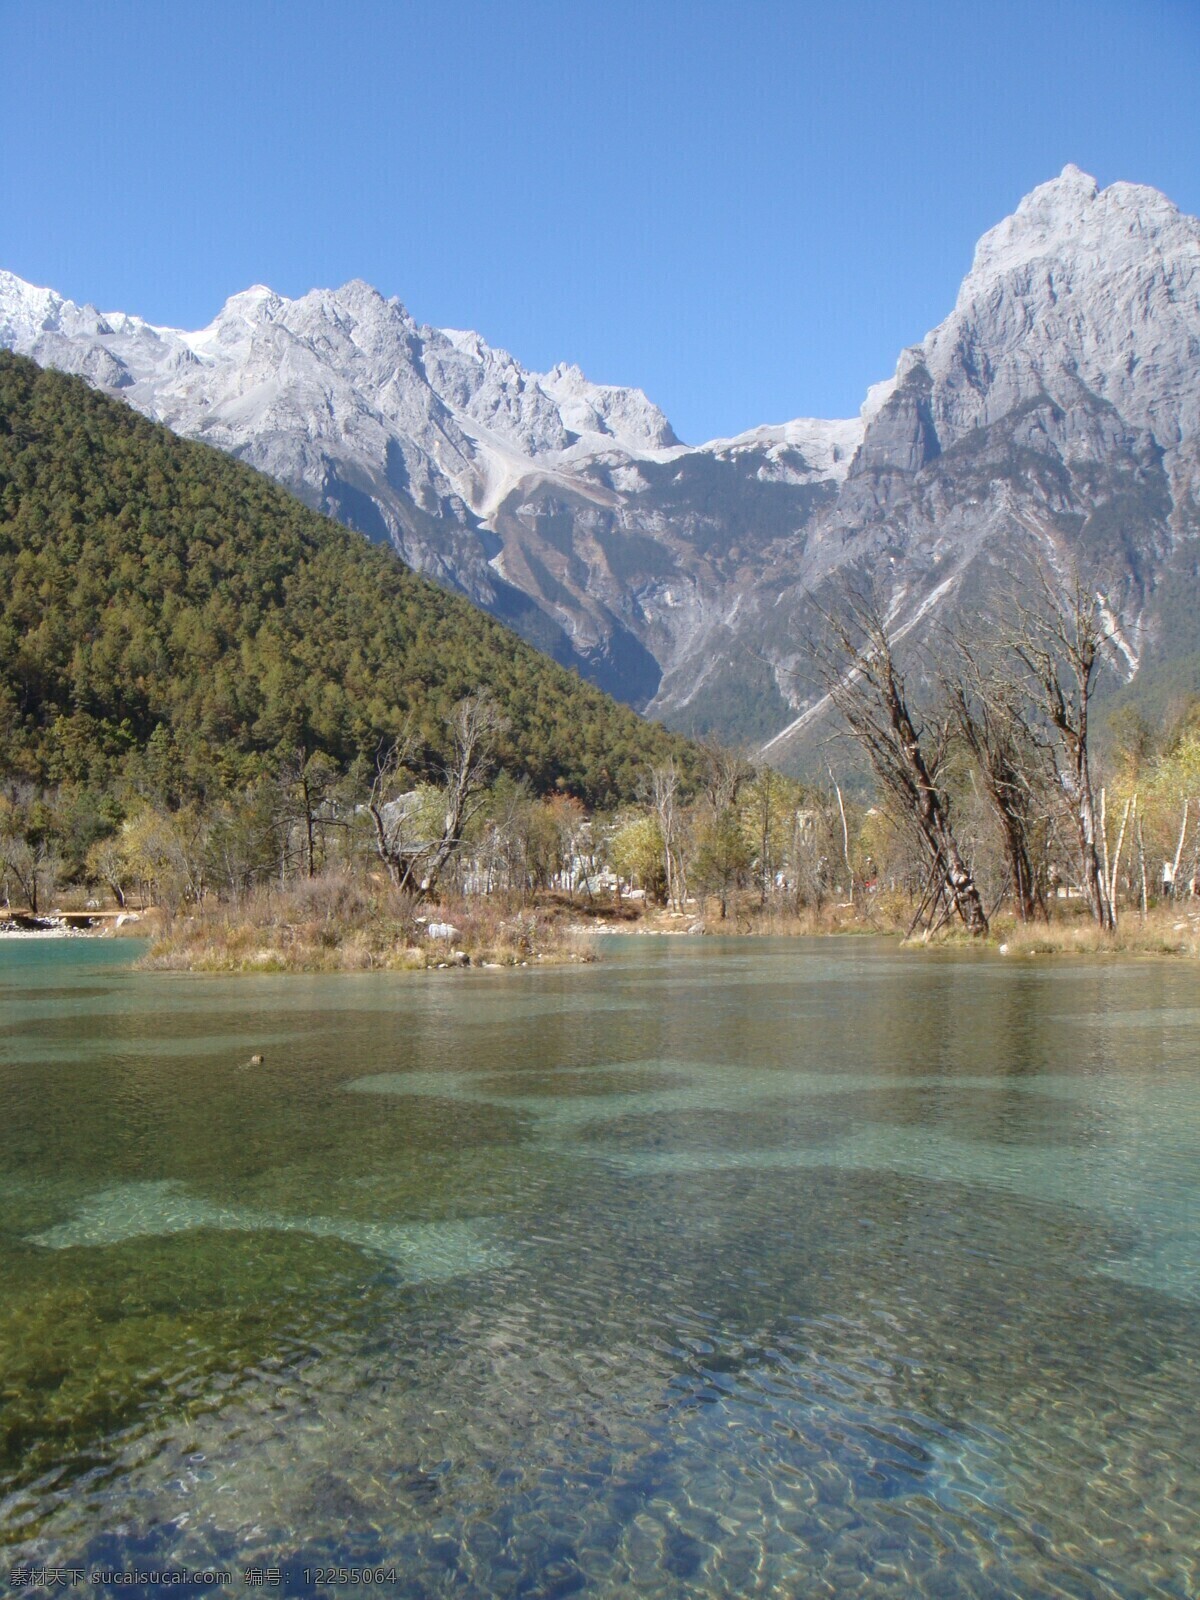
0,351,691,802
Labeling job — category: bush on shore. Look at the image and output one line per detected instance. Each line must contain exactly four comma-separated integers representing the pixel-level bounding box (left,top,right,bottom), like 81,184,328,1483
139,875,597,973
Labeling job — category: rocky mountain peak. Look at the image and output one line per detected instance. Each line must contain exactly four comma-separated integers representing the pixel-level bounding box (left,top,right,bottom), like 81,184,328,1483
1,270,106,343
964,166,1187,292
850,169,1200,455
4,168,1199,754
968,163,1100,278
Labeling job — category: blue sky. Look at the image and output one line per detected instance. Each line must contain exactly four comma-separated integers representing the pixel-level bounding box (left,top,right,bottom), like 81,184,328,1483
3,0,1198,443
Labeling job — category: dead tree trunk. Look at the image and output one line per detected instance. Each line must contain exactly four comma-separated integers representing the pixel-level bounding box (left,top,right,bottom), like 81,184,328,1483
1012,573,1113,930
942,644,1047,922
820,599,988,937
367,730,423,892
648,760,685,912
423,692,508,897
829,767,855,906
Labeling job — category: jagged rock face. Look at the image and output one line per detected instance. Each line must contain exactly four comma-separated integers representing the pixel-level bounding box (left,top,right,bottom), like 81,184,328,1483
852,363,942,474
929,166,1200,448
4,166,1200,763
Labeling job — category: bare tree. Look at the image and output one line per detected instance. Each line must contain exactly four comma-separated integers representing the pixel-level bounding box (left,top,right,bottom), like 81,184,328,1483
942,639,1047,922
428,692,508,892
827,767,855,905
1166,798,1192,901
646,759,688,911
0,835,61,916
0,784,62,915
279,748,339,880
699,738,752,814
547,795,590,897
1010,572,1113,928
367,727,422,891
367,693,508,900
748,766,779,906
817,595,989,936
86,835,127,909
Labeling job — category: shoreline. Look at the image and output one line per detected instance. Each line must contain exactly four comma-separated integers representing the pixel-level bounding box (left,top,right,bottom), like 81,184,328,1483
8,904,1197,964
1,913,150,941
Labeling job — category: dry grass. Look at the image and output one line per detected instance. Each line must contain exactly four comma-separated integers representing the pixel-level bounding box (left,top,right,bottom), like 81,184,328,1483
727,892,1200,959
989,905,1200,959
748,896,916,937
627,894,909,939
590,890,1200,959
139,875,597,973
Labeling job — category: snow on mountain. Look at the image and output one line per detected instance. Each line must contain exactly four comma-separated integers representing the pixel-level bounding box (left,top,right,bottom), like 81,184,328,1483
860,165,1200,458
699,417,863,483
0,269,686,518
4,167,1200,758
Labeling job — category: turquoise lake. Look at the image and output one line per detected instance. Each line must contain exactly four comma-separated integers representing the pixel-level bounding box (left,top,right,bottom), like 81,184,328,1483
1,935,1198,1598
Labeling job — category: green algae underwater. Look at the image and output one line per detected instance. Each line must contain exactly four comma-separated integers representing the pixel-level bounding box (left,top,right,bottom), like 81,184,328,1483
2,934,1199,1599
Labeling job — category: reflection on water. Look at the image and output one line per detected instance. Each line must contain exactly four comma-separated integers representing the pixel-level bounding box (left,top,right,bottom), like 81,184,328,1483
1,935,1198,1598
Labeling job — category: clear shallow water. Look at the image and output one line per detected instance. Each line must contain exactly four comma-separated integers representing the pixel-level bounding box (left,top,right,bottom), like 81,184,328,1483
1,935,1198,1599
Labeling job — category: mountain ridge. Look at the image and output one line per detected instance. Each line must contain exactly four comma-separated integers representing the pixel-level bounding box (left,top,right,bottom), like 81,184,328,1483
4,165,1199,757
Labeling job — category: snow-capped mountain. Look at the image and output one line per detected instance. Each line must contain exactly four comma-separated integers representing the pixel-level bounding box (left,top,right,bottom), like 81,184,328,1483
754,165,1200,739
0,270,682,605
0,260,859,705
855,164,1200,461
4,165,1199,757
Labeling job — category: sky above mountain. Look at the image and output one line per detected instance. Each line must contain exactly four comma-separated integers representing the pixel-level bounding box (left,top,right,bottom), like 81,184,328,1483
3,0,1199,444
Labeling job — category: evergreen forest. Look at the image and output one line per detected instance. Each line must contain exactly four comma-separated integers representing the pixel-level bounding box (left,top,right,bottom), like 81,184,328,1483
0,350,694,804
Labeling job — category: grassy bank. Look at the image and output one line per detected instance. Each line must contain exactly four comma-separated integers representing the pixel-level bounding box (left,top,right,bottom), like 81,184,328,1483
990,905,1200,958
139,878,596,973
632,894,1200,957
